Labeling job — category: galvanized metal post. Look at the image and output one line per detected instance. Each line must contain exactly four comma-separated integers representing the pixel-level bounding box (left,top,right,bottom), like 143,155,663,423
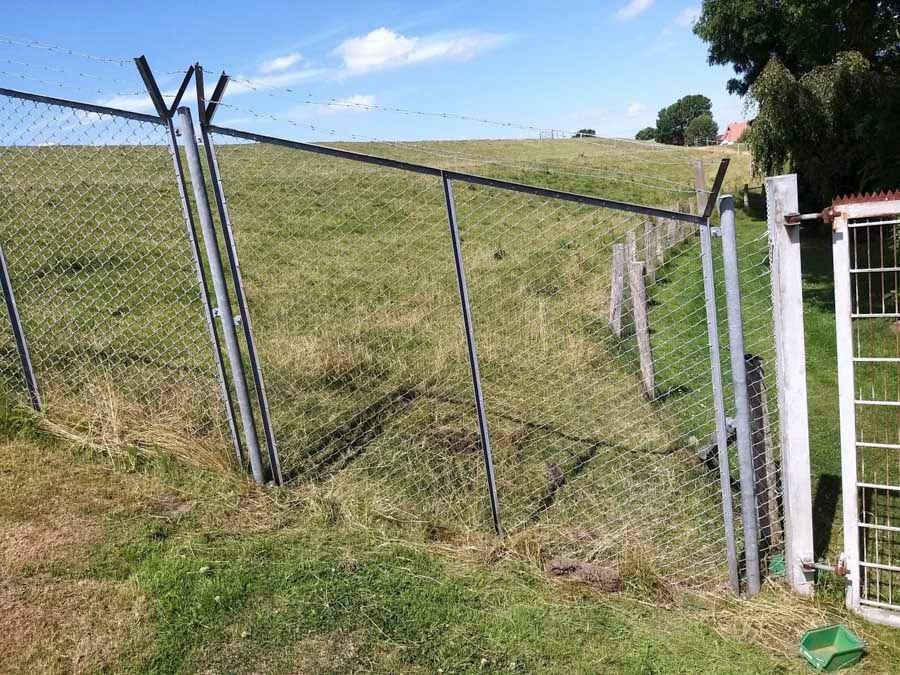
695,161,740,594
164,116,243,466
441,173,502,535
176,107,266,485
720,194,762,595
0,241,40,409
199,129,283,486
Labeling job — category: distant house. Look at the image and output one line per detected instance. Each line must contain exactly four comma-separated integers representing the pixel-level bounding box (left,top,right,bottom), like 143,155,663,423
718,121,749,145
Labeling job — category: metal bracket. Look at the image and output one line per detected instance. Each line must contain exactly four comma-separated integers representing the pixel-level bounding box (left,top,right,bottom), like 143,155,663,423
710,226,722,237
212,307,222,318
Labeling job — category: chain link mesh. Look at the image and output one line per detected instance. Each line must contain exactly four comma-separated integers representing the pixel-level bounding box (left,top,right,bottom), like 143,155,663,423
209,131,752,590
0,92,228,455
0,88,790,595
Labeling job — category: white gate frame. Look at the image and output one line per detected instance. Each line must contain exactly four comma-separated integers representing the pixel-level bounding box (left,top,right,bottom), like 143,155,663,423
832,196,900,628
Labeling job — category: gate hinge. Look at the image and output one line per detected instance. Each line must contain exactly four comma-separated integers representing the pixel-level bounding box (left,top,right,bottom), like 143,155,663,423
212,307,222,318
801,553,850,578
710,227,722,237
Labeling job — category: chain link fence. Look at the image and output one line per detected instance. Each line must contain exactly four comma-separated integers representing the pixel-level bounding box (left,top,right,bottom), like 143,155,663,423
0,89,230,461
0,82,790,597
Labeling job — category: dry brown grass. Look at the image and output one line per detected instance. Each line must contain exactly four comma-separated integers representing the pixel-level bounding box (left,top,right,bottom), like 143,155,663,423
0,580,146,674
36,379,235,477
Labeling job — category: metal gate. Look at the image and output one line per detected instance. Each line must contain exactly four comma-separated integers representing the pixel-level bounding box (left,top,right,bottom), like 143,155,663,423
833,192,900,627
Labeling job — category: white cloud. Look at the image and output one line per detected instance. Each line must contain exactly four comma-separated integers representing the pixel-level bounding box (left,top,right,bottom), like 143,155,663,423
334,27,508,75
614,0,654,21
674,7,700,28
318,94,376,114
624,102,646,118
259,52,303,74
96,93,158,114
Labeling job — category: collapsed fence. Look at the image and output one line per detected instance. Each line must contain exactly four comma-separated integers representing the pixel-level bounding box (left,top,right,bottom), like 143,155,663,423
0,59,813,600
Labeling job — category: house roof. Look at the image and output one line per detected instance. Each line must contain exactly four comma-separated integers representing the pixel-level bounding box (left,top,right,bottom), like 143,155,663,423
720,121,749,143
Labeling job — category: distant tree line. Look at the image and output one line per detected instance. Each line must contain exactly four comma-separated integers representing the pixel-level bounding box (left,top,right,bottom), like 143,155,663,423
634,94,719,146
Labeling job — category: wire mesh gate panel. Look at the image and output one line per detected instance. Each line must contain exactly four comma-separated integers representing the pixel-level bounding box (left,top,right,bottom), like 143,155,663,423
0,88,229,453
207,132,491,525
833,197,900,627
206,125,740,590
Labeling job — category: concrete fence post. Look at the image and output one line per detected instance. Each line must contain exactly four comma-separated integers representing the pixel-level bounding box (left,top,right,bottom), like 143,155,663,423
766,174,815,595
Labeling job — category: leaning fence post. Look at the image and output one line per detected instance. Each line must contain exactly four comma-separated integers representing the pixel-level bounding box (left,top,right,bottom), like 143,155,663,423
720,194,762,595
441,173,502,535
766,173,815,595
609,244,626,337
0,241,40,409
694,160,740,593
177,107,266,485
628,261,655,399
643,219,656,284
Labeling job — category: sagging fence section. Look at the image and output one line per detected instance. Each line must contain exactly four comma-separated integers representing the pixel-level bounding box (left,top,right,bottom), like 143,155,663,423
0,61,814,600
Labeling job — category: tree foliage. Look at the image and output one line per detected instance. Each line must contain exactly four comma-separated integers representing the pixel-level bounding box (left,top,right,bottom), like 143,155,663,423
684,114,719,146
573,128,596,138
654,95,713,146
749,53,900,204
695,0,900,204
634,127,657,141
694,0,900,95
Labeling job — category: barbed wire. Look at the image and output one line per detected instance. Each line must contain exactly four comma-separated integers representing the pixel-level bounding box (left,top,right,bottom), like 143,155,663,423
207,100,698,195
0,69,144,99
0,35,728,192
0,35,131,67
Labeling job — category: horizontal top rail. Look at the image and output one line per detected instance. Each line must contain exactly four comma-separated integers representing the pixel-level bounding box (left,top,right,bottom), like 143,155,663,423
207,124,708,225
0,86,164,125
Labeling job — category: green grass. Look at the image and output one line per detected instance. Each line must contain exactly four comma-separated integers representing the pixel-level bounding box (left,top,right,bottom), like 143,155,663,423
0,126,898,671
5,415,887,674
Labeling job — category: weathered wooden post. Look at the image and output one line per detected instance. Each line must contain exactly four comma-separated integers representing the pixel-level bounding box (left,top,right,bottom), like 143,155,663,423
643,220,656,284
746,354,782,555
609,244,626,337
628,260,655,398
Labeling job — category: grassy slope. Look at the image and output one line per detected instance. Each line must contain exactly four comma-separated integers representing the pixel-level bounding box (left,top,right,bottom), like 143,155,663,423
0,409,839,674
1,135,898,671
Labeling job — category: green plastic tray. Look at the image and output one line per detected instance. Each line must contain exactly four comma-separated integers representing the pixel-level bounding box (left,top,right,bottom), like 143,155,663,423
799,624,864,671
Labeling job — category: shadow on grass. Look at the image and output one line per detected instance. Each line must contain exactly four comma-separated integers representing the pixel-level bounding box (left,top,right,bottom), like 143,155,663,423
813,474,841,561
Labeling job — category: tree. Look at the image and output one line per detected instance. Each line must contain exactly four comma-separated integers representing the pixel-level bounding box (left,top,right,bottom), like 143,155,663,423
684,114,719,146
694,0,900,203
635,127,657,141
574,128,596,138
693,0,900,95
655,94,713,145
748,53,900,204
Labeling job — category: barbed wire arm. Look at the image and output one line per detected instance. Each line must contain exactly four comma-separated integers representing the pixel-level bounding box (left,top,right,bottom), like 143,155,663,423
205,71,229,125
134,55,169,120
167,65,195,118
702,159,731,219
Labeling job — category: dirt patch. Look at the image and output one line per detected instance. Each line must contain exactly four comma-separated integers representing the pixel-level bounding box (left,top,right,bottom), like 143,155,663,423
0,519,101,577
0,579,145,674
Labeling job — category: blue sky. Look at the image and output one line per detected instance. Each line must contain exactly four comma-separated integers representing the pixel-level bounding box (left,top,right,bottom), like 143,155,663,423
1,0,745,142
